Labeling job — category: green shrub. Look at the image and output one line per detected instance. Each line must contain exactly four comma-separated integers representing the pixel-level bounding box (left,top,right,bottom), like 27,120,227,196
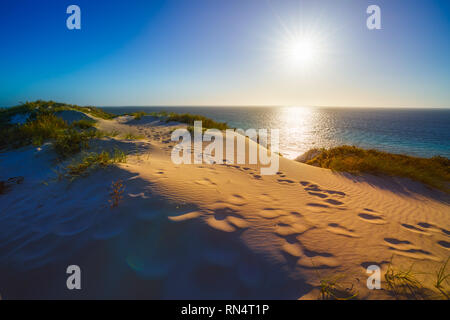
132,111,146,120
72,119,97,129
0,113,69,149
53,129,90,158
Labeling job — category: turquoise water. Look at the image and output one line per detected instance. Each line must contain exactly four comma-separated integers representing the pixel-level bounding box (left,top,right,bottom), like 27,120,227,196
102,106,450,159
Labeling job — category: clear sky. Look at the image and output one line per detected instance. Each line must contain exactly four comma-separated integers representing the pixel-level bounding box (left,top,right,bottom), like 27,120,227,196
1,0,449,107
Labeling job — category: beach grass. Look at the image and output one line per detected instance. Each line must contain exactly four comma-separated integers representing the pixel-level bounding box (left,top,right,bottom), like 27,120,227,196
71,119,97,129
298,146,450,192
0,113,68,148
166,112,228,130
434,257,450,299
66,149,127,178
384,259,425,299
123,132,144,140
53,129,91,158
132,111,146,120
0,102,118,158
318,274,358,300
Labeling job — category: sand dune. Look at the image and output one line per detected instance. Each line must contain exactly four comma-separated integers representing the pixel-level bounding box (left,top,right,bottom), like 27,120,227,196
0,114,448,299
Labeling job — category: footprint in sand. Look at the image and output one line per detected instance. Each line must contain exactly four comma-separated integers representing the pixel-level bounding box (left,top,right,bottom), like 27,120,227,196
308,192,328,199
383,237,439,261
400,223,431,236
324,199,344,206
206,204,247,232
358,213,386,225
195,178,217,186
304,185,321,192
384,238,412,248
226,194,247,206
437,240,450,249
275,222,310,237
326,223,359,238
290,211,304,218
417,222,450,237
277,178,295,184
301,182,347,207
277,234,338,268
324,190,346,197
306,203,330,213
258,208,287,219
298,247,339,269
210,204,242,218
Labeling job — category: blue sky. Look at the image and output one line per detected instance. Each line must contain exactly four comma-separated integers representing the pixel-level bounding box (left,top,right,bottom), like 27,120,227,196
0,0,449,107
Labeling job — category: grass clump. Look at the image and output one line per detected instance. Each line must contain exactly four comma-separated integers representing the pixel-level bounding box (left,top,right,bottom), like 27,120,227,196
109,179,125,208
53,129,91,158
66,149,126,178
311,258,358,300
300,145,450,192
385,260,424,299
71,119,97,129
166,112,228,130
0,113,68,148
0,113,93,158
318,274,358,300
132,111,146,120
123,132,144,140
434,257,450,299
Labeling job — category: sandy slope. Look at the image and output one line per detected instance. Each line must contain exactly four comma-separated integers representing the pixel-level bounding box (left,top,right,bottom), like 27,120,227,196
0,114,448,299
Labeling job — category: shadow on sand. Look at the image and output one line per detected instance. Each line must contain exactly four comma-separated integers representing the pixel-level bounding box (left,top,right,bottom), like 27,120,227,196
0,165,311,299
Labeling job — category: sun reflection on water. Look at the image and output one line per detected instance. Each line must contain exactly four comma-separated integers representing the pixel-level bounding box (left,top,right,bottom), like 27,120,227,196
276,106,322,159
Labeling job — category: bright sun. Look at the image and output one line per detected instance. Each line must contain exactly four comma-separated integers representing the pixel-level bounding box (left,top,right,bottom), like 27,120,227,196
267,11,331,74
284,36,318,67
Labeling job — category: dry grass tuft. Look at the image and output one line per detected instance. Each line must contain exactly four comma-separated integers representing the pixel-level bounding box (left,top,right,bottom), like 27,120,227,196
109,179,125,208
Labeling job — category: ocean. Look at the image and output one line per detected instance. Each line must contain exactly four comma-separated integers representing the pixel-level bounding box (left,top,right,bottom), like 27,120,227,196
101,106,450,159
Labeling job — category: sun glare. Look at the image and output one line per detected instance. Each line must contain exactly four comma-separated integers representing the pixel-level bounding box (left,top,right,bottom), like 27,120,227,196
284,36,318,67
267,11,331,74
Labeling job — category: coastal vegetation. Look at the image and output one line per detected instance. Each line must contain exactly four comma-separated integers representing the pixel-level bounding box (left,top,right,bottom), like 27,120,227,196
298,146,450,192
123,132,144,140
65,149,127,179
165,112,229,130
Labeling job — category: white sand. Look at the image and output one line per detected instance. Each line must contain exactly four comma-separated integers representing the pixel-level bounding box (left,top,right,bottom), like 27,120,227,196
0,113,448,299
